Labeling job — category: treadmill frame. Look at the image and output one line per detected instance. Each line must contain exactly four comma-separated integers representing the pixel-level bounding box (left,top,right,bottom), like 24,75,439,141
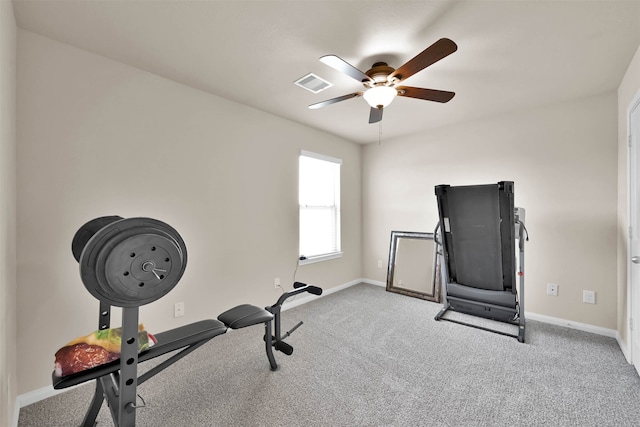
433,182,526,343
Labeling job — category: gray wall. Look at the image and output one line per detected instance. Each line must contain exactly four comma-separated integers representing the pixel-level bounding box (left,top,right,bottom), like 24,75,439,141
0,0,18,424
16,30,362,394
363,92,619,330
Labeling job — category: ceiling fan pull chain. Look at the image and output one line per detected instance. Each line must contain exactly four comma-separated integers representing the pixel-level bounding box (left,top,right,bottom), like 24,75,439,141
379,121,382,145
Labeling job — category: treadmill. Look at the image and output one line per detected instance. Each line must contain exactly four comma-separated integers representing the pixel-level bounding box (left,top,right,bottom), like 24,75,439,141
434,181,526,342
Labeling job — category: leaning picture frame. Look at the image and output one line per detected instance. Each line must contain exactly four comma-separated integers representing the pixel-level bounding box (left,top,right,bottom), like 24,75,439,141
386,231,441,302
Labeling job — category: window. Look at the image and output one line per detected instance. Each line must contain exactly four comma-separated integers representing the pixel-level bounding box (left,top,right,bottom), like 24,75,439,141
299,151,341,263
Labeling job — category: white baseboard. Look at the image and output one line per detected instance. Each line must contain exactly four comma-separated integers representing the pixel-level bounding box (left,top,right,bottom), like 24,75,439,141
524,311,617,338
616,332,632,363
359,280,621,342
14,383,83,427
15,384,82,427
17,383,81,409
525,312,632,363
359,279,626,350
282,278,363,311
361,278,386,288
359,279,621,342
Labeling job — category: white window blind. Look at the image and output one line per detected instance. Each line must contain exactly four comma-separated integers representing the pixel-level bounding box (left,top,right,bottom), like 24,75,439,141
299,151,341,260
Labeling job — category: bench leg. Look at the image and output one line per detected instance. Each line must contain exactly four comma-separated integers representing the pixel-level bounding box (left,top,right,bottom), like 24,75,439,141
264,321,278,371
81,379,105,427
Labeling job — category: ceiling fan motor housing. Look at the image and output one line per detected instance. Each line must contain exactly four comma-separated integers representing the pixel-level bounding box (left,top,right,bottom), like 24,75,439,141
365,62,396,86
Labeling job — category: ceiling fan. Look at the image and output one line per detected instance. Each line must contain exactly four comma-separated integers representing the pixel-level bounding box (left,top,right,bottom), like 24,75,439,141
309,38,457,124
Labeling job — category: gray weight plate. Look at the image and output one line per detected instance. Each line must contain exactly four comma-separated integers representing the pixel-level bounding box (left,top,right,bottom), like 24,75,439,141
71,216,124,262
79,217,187,307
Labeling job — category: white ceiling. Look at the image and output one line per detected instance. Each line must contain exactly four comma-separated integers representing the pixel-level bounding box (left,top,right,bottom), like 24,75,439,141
12,0,640,144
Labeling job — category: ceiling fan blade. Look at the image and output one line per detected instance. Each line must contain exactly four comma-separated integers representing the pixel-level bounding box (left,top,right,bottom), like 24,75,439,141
369,107,383,124
320,55,373,83
397,86,455,103
308,92,362,109
389,38,457,82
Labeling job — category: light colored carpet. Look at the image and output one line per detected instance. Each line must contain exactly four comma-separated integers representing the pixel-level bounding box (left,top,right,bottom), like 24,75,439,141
18,283,640,426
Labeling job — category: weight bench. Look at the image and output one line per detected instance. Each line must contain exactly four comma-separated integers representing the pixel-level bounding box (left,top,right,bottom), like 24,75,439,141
53,216,322,426
434,182,526,342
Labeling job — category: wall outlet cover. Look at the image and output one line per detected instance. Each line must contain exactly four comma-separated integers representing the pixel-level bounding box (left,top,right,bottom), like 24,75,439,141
583,290,596,304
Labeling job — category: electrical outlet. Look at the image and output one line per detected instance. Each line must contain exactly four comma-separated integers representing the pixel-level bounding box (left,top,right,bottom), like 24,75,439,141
274,277,280,288
583,290,596,304
547,283,558,296
377,260,383,269
174,302,185,318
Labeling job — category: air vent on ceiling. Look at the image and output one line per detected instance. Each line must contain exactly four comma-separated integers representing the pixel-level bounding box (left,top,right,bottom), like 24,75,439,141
294,73,333,94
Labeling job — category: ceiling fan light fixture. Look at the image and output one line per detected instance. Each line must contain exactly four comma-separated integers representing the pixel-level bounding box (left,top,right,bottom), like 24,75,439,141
363,85,397,108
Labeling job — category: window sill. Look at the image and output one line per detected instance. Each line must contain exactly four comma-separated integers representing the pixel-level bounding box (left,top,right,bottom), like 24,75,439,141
298,252,343,265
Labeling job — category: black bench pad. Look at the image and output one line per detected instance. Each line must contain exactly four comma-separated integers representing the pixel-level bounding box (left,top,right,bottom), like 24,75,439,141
218,304,273,329
52,319,227,390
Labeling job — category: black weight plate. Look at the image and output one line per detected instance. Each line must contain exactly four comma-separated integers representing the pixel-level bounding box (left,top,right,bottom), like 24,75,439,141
100,234,182,305
79,217,187,307
71,216,123,262
81,219,186,306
